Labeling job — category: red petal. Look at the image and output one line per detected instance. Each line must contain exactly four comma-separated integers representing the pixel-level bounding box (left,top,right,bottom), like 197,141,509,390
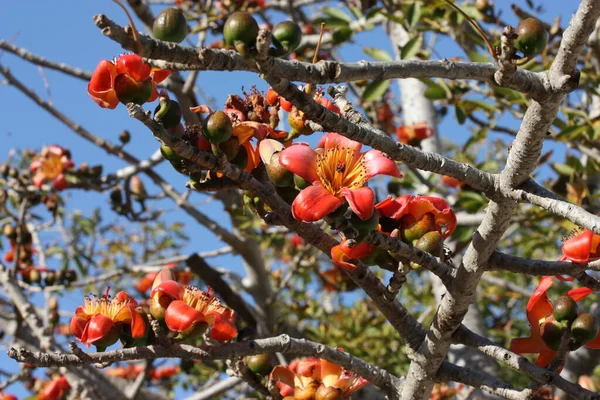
279,144,319,183
129,308,147,338
69,307,90,341
566,286,594,302
82,314,115,346
116,54,151,82
510,336,548,355
292,184,344,222
536,348,558,368
562,230,596,263
317,132,362,154
151,68,171,83
375,195,411,219
52,174,68,191
164,300,205,332
88,59,119,109
151,279,185,301
342,186,374,220
207,313,237,341
585,332,600,349
363,150,402,178
270,366,297,389
147,81,160,103
526,276,554,332
331,240,373,271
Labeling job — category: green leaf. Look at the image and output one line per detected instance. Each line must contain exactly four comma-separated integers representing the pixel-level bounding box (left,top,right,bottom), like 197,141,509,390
332,27,354,44
455,104,467,124
407,1,422,28
362,80,390,102
400,37,421,60
465,99,496,114
555,124,589,141
363,47,393,62
466,51,491,63
322,7,352,23
551,163,576,177
424,84,447,100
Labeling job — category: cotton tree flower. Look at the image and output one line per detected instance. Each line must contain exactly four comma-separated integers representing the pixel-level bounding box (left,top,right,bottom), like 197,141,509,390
279,132,401,222
510,276,600,368
560,229,600,263
269,357,369,399
69,289,146,350
30,145,74,190
88,54,171,109
150,267,237,341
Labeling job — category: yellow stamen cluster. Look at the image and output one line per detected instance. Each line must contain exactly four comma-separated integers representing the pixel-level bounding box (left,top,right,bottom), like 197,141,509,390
183,287,232,317
83,294,129,320
316,147,367,197
39,152,64,179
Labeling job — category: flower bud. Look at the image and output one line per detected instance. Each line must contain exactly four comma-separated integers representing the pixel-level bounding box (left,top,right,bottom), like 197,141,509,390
153,7,188,43
540,317,566,351
271,21,302,56
553,295,579,323
203,111,233,150
294,381,320,400
315,384,344,400
119,130,131,145
223,11,259,56
130,176,147,202
571,314,599,345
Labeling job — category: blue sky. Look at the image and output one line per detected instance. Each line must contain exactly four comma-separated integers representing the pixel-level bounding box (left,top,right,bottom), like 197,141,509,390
0,0,582,398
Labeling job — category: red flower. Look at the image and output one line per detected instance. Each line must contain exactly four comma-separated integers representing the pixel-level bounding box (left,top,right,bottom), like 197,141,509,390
38,377,70,400
375,195,457,239
150,268,237,341
279,132,401,222
441,175,463,189
30,145,74,190
396,122,434,145
136,264,191,293
509,276,598,367
561,230,600,263
88,54,170,109
70,289,146,349
0,394,18,400
270,357,369,398
331,238,375,271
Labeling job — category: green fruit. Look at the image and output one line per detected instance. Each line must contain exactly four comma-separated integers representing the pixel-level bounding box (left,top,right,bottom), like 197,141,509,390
571,314,599,344
265,153,294,187
553,295,579,323
402,213,436,243
154,99,182,129
315,384,343,400
272,21,302,56
204,111,233,145
514,18,548,58
350,211,379,238
294,174,310,190
540,318,566,351
223,11,259,56
114,74,153,105
244,354,272,375
153,8,188,43
414,231,444,257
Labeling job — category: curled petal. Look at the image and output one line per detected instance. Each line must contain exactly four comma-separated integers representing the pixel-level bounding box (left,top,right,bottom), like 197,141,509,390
88,59,119,109
363,150,402,179
526,276,554,332
536,348,558,368
152,266,177,290
562,230,600,263
164,300,206,332
151,68,171,83
331,239,373,271
341,186,374,221
279,144,319,183
206,312,237,341
317,132,362,154
52,174,68,191
565,286,594,302
292,184,344,222
116,54,151,82
270,366,297,395
320,359,343,387
510,336,549,356
69,307,90,340
82,314,115,346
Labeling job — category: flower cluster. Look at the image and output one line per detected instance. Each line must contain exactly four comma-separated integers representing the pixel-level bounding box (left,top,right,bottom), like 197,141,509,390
149,267,237,341
510,276,600,368
396,122,434,146
106,364,180,381
88,54,170,109
36,376,70,400
269,357,369,399
331,194,457,270
30,145,74,191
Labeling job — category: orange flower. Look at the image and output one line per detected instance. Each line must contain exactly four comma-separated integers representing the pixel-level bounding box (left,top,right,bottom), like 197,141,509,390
561,230,600,263
396,122,434,145
30,145,74,190
279,132,401,222
70,289,146,350
38,377,70,400
88,54,170,109
150,268,237,341
270,357,369,398
510,276,598,368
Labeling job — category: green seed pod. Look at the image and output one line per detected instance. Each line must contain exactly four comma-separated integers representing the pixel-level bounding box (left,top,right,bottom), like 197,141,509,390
153,8,188,43
571,314,599,345
265,153,294,187
223,11,259,56
244,354,272,375
350,211,379,239
514,18,548,58
402,213,436,243
553,295,579,323
271,21,302,56
203,110,233,146
315,384,344,400
294,174,311,190
114,75,153,105
414,231,444,257
540,318,566,351
154,99,182,129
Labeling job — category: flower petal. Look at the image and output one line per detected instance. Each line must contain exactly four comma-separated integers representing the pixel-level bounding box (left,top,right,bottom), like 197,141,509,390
320,359,343,387
363,150,402,178
151,280,185,302
342,186,374,220
584,332,600,349
206,312,237,341
279,144,319,183
292,184,344,222
151,68,171,83
317,132,362,154
88,59,119,109
270,366,297,394
526,276,554,332
82,314,115,346
164,300,206,332
566,286,594,302
509,336,548,355
536,348,558,368
116,54,151,82
331,239,373,271
562,230,600,263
